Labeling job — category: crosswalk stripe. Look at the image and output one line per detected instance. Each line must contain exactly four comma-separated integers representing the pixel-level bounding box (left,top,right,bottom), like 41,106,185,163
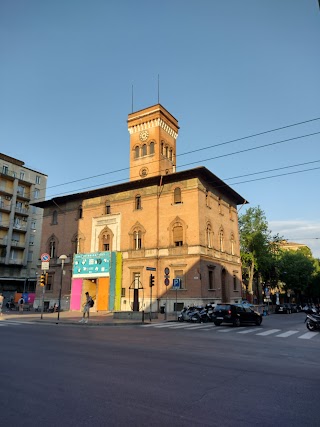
298,332,319,340
139,323,320,340
256,329,281,336
276,330,299,338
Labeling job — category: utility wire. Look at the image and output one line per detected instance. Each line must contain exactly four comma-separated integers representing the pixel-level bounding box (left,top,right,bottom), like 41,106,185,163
44,116,320,191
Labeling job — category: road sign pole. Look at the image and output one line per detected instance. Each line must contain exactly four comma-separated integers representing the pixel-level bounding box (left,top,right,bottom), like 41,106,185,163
149,276,152,322
40,271,45,320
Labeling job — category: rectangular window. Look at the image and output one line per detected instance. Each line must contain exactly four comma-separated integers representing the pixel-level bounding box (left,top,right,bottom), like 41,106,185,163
121,288,126,297
233,275,237,291
34,189,40,199
135,195,141,210
133,273,140,289
2,165,9,175
27,251,33,262
12,232,20,243
35,175,41,184
17,185,25,196
20,171,25,180
174,270,184,289
173,226,183,246
46,274,53,291
209,270,214,290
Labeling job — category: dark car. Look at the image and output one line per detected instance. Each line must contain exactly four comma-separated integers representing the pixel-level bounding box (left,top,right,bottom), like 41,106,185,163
212,304,262,327
275,303,292,314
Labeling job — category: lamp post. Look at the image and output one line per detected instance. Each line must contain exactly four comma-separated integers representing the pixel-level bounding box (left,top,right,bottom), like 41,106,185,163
57,254,67,320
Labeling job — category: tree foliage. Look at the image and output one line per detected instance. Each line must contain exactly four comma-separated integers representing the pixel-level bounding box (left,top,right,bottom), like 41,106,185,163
239,205,319,302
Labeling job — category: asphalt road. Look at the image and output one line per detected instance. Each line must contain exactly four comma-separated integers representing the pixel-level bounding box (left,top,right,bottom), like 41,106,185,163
0,313,319,427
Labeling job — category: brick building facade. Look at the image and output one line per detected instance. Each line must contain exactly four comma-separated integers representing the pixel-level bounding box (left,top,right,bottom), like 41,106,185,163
33,104,247,313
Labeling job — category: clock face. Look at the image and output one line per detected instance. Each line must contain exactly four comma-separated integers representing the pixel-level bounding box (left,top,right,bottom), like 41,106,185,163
139,130,149,142
140,168,148,177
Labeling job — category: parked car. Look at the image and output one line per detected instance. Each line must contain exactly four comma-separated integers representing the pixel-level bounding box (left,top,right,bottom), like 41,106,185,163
275,303,292,314
212,304,262,327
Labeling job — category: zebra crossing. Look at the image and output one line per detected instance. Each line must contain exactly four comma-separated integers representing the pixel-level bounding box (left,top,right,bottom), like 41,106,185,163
0,320,39,327
140,322,320,340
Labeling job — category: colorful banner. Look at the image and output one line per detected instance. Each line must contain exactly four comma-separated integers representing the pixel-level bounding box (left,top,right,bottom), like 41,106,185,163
73,252,111,278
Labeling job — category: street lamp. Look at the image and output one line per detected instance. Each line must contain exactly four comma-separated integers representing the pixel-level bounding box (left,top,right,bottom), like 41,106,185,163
57,254,67,320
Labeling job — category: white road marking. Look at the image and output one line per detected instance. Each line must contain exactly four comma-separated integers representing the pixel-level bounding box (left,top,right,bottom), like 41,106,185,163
256,329,281,336
298,332,319,340
237,328,258,334
275,330,299,338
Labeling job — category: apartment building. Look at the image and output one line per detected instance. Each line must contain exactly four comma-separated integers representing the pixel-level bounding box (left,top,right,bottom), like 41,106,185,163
0,153,47,297
33,104,248,312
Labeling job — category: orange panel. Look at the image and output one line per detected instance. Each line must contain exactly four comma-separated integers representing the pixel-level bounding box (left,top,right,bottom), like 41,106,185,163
97,277,109,311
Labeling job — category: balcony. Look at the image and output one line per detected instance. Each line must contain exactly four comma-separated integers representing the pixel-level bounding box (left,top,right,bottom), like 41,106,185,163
0,236,8,246
11,240,26,249
0,221,10,230
13,223,27,232
15,205,29,216
0,200,11,212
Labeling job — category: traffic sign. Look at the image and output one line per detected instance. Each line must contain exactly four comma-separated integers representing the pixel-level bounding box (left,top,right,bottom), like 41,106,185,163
41,261,49,270
146,267,156,271
172,278,180,289
41,253,50,262
164,267,170,275
164,278,170,286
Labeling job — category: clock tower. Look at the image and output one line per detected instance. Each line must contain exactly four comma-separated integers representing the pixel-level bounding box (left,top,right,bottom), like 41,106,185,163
127,104,179,181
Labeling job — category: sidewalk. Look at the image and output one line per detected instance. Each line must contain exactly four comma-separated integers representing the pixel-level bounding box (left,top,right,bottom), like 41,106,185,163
0,310,177,326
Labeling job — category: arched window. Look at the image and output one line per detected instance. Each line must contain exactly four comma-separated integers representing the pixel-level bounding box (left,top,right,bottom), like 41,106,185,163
149,141,155,154
206,224,212,248
52,210,58,225
231,234,235,255
105,201,111,214
134,146,140,159
135,195,141,210
161,142,164,155
142,144,147,156
134,230,142,250
206,190,210,208
173,225,183,246
219,229,224,252
174,187,181,204
49,239,56,258
102,234,111,251
169,149,173,161
165,146,168,158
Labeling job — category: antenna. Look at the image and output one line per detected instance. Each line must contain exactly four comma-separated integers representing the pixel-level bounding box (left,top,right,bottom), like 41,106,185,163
157,74,160,104
131,84,134,113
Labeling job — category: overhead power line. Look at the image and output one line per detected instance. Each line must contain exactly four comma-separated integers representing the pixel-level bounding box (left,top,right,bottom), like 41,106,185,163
44,116,320,191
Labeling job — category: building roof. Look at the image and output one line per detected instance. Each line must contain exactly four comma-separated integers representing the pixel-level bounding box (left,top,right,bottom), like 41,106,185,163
32,166,248,209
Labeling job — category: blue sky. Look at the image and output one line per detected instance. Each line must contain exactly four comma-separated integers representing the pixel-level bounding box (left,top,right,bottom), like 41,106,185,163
1,0,320,257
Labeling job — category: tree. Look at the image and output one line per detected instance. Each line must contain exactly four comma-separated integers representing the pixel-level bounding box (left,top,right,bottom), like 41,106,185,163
239,206,280,303
278,249,315,302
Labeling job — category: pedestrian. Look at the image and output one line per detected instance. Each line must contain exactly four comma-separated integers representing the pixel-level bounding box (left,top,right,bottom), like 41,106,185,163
0,293,3,316
79,291,93,323
18,296,25,313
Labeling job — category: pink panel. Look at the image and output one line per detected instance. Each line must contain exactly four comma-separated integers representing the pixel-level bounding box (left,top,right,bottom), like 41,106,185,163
27,293,35,303
70,279,83,310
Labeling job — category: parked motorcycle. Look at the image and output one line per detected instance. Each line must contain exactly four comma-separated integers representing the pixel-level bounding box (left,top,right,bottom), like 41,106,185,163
305,313,320,331
190,306,210,323
178,306,208,323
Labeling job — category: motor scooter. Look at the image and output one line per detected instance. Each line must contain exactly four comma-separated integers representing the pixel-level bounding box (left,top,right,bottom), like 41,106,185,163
305,313,320,331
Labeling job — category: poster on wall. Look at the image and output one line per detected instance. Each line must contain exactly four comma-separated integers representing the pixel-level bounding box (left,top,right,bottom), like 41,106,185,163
73,252,111,278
